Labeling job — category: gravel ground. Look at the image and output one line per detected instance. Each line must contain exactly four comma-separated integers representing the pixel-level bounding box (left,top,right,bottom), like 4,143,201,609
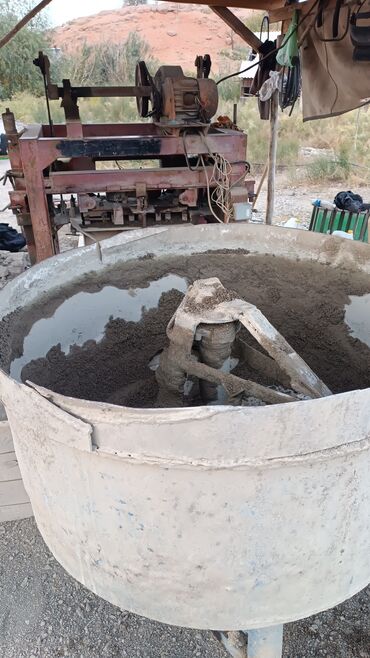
253,180,370,227
0,519,369,658
0,164,370,657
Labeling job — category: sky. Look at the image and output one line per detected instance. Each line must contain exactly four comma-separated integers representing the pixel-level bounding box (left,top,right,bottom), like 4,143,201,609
49,0,123,26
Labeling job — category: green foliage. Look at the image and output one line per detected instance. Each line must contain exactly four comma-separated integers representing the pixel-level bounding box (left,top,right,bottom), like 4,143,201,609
277,136,299,164
305,157,338,182
0,0,50,98
335,146,351,178
220,45,249,62
3,92,141,125
59,32,157,86
305,150,350,183
217,77,240,104
245,11,266,34
217,63,241,105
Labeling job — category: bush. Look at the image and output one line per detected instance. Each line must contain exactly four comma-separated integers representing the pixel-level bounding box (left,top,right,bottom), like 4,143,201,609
0,0,50,98
60,32,157,86
305,149,350,183
245,11,266,33
220,45,249,62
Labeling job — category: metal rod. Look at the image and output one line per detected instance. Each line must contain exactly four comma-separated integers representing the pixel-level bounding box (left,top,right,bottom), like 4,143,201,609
0,0,53,50
42,72,54,137
215,631,248,657
55,85,152,99
246,625,283,658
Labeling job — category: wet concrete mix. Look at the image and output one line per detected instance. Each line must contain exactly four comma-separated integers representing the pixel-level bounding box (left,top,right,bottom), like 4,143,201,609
2,251,370,407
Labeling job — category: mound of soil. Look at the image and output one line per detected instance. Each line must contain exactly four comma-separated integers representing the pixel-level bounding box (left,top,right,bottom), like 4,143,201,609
51,4,253,73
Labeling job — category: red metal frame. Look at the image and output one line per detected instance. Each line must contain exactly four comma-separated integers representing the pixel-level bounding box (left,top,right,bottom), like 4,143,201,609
8,122,250,263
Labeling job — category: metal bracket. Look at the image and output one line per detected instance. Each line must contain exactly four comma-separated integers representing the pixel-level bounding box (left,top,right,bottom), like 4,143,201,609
156,278,331,405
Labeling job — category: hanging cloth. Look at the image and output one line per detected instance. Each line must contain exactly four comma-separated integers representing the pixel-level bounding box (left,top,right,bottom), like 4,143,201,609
276,11,299,68
250,39,277,120
299,5,370,120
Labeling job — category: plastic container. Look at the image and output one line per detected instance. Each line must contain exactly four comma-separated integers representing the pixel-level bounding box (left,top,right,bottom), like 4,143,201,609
282,218,305,229
311,199,336,210
233,201,252,221
332,230,354,240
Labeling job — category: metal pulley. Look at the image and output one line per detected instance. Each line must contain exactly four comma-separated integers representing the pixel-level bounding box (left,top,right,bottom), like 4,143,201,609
135,61,152,118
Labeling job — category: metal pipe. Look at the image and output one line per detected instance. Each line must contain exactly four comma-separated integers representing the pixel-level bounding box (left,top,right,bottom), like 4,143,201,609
246,625,283,658
197,322,236,403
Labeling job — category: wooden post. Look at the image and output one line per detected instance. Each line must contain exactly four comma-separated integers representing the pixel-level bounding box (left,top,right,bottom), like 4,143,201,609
0,0,53,50
209,6,262,51
252,162,268,210
266,89,279,225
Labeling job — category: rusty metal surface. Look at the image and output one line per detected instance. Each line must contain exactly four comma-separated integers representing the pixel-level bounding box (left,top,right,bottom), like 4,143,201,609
11,121,249,261
46,166,242,194
1,110,36,262
19,135,57,261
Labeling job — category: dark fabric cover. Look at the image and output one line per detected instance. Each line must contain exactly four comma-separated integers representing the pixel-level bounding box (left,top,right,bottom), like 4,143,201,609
0,223,26,252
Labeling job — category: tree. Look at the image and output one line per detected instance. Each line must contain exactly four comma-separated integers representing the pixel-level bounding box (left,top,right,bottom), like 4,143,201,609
0,0,50,98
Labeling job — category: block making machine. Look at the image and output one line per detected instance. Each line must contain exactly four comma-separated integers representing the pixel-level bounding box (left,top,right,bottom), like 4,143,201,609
3,53,254,263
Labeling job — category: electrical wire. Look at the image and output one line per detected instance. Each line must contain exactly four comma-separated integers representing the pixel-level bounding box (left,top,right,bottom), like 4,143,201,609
324,39,340,114
280,59,301,113
200,135,233,221
183,131,250,223
200,155,223,223
211,154,234,223
200,152,246,223
216,0,322,86
182,131,202,171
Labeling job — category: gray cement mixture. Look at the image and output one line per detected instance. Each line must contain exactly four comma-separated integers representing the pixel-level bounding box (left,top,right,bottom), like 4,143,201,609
3,252,370,407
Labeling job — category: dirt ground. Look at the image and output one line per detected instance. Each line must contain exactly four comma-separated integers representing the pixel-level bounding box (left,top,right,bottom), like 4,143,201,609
0,518,369,658
252,179,370,228
1,173,370,657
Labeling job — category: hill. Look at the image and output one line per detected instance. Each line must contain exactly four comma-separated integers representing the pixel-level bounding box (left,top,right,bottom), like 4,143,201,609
51,3,255,74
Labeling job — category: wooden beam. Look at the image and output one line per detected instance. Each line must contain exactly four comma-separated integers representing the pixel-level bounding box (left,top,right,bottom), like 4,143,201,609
210,6,263,51
268,0,320,23
252,161,268,210
0,0,53,50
